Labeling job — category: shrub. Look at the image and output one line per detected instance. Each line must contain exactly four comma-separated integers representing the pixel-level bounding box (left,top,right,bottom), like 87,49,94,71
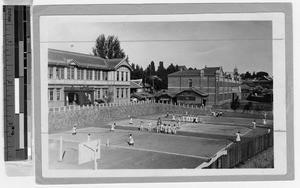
231,96,241,111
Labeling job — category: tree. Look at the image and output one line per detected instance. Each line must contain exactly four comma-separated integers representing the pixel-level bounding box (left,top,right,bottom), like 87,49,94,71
256,71,269,79
251,71,256,79
231,96,241,111
243,71,251,79
156,61,167,90
92,34,126,59
243,101,253,112
103,91,114,103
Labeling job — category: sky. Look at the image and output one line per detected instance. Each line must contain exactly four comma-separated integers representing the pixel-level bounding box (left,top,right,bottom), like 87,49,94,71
41,16,273,75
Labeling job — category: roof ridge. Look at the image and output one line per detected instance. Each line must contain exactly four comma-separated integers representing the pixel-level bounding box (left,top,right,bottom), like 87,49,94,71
49,48,107,61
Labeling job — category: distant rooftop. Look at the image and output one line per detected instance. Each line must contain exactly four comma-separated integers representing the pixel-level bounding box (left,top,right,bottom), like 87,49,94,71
48,48,131,70
168,70,201,77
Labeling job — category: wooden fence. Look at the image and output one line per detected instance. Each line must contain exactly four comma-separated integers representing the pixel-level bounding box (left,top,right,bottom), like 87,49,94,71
203,131,273,169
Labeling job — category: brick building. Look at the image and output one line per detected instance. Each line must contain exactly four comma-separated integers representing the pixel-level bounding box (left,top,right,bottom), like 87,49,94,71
48,49,132,107
168,66,241,106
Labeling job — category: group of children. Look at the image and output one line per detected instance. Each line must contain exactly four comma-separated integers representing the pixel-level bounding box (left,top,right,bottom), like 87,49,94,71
168,112,201,124
157,123,178,134
211,111,223,117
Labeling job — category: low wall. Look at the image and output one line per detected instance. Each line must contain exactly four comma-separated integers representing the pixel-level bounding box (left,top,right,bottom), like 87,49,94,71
48,102,208,131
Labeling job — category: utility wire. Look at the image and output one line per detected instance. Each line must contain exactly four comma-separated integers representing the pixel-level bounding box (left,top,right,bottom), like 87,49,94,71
40,38,279,43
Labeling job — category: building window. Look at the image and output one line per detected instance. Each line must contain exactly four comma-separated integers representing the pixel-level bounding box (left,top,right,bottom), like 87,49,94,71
86,70,89,80
126,72,128,81
97,89,101,98
95,88,101,99
61,68,65,79
49,89,54,101
86,70,93,80
103,89,108,98
121,71,124,81
117,71,119,81
71,67,75,79
56,67,60,79
56,89,60,101
188,79,192,87
48,67,53,79
116,88,119,98
80,69,84,80
95,71,98,80
95,71,101,80
125,88,128,98
67,67,70,79
56,67,64,79
98,71,101,80
121,88,124,98
77,69,81,80
103,71,108,80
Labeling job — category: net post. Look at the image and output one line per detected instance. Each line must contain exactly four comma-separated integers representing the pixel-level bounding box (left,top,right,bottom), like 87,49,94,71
59,136,63,162
94,151,97,170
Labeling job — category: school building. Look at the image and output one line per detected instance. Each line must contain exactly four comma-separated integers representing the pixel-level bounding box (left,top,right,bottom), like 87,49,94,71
48,48,132,108
168,66,241,106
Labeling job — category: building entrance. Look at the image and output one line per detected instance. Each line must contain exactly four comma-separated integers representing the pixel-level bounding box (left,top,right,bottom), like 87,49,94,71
64,86,95,106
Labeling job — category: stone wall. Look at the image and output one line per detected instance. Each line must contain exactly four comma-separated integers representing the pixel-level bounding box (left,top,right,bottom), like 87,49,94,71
48,103,209,131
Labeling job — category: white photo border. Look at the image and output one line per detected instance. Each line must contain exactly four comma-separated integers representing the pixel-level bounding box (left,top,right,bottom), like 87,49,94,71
33,3,293,183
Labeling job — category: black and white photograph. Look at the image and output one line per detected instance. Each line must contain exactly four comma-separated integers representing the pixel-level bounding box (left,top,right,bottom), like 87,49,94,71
0,0,297,187
0,2,288,186
36,10,289,180
44,17,275,171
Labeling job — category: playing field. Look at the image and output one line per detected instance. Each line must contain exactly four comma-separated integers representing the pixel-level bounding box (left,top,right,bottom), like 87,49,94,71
48,113,272,170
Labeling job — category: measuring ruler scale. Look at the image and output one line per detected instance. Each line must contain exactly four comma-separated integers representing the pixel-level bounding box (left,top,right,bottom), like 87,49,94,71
3,6,31,161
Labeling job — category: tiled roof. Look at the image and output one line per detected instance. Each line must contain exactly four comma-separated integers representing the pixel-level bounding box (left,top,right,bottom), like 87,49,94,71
131,92,153,100
154,90,177,98
168,70,201,77
201,67,221,75
105,58,124,69
176,87,208,97
48,48,128,70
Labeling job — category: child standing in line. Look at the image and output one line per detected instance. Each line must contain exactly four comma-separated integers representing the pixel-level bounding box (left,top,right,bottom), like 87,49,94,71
172,124,177,134
167,124,172,134
139,120,144,131
156,122,160,133
148,121,152,131
195,116,198,123
110,123,116,131
160,123,165,133
177,117,181,128
129,117,133,124
72,126,77,135
263,113,267,125
128,134,134,146
172,114,176,121
182,115,185,122
164,124,168,134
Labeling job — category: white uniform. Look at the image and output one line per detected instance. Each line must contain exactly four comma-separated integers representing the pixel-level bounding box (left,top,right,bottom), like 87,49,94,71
129,118,133,124
252,121,256,129
129,136,134,145
110,124,115,131
148,122,152,131
235,132,241,142
72,126,77,135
